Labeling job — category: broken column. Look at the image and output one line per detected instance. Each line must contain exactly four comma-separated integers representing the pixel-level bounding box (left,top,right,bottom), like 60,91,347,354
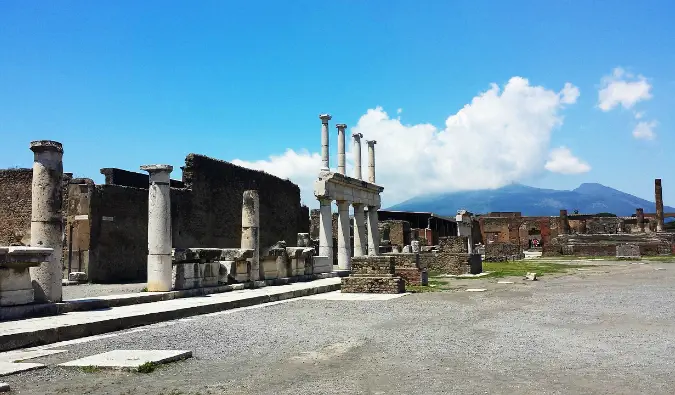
29,140,64,303
336,123,347,175
318,198,333,263
352,133,363,180
367,205,380,255
353,203,366,256
141,164,173,292
319,114,332,171
655,179,664,232
241,190,260,281
559,209,569,235
636,208,645,232
366,140,377,183
337,200,352,270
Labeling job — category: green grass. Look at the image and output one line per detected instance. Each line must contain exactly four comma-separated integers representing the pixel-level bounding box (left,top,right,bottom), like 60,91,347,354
80,365,101,373
137,361,158,373
481,260,589,278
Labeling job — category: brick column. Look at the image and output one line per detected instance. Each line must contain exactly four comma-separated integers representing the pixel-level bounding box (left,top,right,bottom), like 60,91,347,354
655,179,665,232
636,208,645,232
559,209,569,235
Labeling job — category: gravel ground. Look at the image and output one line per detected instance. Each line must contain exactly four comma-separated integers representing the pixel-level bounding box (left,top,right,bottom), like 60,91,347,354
62,283,147,300
6,261,675,395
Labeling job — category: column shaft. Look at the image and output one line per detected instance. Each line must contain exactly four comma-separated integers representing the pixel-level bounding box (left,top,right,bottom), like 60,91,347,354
142,165,173,292
241,190,260,281
29,140,64,303
636,208,645,232
353,204,366,256
655,179,665,232
366,140,377,183
336,124,347,175
337,200,351,269
366,206,380,256
318,199,333,263
353,133,363,180
320,114,332,170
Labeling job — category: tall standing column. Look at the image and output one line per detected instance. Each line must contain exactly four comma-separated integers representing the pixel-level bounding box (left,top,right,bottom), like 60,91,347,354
319,114,332,171
352,133,363,180
636,208,645,232
141,164,173,292
353,203,366,256
366,140,377,183
241,190,260,281
655,179,665,232
559,209,569,235
29,140,64,303
337,200,352,270
318,198,333,263
366,205,380,256
336,123,347,175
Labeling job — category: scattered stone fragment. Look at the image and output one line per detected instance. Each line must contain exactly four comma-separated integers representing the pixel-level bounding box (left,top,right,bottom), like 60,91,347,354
466,288,487,292
497,281,514,284
524,272,538,281
655,268,666,271
0,382,9,392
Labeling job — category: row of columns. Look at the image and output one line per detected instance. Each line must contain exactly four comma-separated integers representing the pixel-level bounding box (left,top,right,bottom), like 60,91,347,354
319,114,377,183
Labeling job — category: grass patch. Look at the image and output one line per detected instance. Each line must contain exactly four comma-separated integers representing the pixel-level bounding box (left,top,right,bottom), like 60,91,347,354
406,284,440,293
482,260,588,278
140,286,148,292
642,256,675,262
137,361,158,373
81,365,101,373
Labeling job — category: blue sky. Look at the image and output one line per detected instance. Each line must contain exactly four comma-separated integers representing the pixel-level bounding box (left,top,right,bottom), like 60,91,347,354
1,1,673,208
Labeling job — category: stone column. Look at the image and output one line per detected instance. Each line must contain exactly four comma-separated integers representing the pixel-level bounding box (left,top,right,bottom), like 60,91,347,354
636,208,645,232
318,198,333,263
559,209,569,235
353,203,366,256
352,133,363,180
366,140,377,183
319,114,332,171
366,205,380,256
141,164,173,292
336,123,347,175
241,190,260,281
29,140,64,303
655,179,664,232
337,200,352,270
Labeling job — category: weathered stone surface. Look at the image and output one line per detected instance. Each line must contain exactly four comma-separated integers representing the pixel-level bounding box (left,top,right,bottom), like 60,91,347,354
0,246,53,306
351,256,395,275
524,272,538,281
68,271,88,282
439,236,468,253
59,350,192,370
484,242,524,262
411,240,420,253
341,276,405,294
385,253,427,286
616,243,640,258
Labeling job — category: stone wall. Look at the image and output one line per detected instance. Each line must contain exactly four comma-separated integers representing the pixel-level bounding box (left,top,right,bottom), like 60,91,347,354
385,253,427,286
100,168,185,189
342,256,405,293
484,242,524,262
0,169,33,246
379,220,410,247
543,233,672,257
439,236,468,253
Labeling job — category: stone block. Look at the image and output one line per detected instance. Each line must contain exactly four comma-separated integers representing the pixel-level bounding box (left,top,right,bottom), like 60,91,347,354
261,257,279,280
59,350,192,370
341,276,405,294
351,256,395,275
312,256,332,274
616,244,640,258
68,271,88,282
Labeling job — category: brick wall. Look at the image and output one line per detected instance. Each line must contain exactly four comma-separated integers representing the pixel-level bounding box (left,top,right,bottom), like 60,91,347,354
0,169,33,246
386,253,427,286
379,220,410,247
484,242,523,262
439,236,468,253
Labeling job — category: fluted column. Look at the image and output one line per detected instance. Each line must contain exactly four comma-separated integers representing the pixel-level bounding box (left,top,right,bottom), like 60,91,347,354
352,133,363,180
241,190,260,280
319,114,332,171
337,200,351,270
141,164,173,292
353,203,366,256
336,123,347,175
29,140,64,303
318,198,333,263
366,205,380,256
366,140,377,183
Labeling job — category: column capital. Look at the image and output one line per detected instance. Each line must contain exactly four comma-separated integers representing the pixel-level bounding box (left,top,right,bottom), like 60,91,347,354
352,132,363,140
319,114,332,124
140,164,173,173
352,202,364,208
335,123,347,130
30,140,63,154
318,197,333,205
365,139,377,146
336,199,352,206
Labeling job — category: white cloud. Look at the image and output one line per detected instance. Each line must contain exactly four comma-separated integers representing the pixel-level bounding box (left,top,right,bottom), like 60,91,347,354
233,77,583,207
634,111,645,119
632,120,657,140
598,67,652,111
544,146,591,175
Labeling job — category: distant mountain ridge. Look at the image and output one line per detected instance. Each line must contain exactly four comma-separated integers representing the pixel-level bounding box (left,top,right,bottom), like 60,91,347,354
387,183,675,217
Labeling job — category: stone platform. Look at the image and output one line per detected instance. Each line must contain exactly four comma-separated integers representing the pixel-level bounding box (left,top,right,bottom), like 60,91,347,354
341,256,406,294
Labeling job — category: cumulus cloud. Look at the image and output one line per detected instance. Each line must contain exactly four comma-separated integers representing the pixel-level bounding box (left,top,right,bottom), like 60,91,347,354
544,146,591,174
632,120,657,140
233,77,584,207
598,67,652,111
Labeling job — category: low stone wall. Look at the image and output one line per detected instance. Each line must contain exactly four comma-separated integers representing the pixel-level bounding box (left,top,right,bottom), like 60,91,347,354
484,242,524,262
385,253,428,286
427,252,482,275
544,233,673,257
342,256,405,294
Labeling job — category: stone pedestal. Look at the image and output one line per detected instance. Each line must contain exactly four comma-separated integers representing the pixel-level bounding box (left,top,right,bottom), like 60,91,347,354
29,140,64,303
0,247,53,306
141,164,173,292
341,256,405,294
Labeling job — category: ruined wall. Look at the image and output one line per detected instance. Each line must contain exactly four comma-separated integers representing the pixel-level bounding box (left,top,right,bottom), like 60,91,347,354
439,236,468,253
0,169,33,246
385,253,426,286
379,220,410,247
484,242,523,262
179,154,304,251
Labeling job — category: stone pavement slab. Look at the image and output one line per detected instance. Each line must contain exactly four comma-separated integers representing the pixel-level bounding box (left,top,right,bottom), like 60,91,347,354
0,362,44,377
0,277,341,352
59,350,192,369
303,291,410,301
0,349,67,363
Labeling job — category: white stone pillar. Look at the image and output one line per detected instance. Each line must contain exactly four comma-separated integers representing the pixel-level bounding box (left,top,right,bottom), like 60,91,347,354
353,203,366,256
319,114,332,171
241,190,260,281
337,200,352,270
318,198,333,263
366,205,380,256
366,140,377,183
336,123,347,175
352,133,363,180
29,140,64,303
141,164,173,292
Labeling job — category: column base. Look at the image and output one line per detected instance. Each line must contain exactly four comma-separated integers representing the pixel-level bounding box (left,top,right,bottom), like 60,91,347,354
147,254,173,292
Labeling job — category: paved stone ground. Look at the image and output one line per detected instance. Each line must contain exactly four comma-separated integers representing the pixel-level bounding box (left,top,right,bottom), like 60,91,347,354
6,261,675,394
62,282,147,300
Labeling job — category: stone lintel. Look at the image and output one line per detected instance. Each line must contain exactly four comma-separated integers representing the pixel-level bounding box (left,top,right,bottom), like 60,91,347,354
313,171,383,206
140,164,173,173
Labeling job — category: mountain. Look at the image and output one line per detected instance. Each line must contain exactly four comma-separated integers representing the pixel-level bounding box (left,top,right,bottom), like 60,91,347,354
387,183,675,217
